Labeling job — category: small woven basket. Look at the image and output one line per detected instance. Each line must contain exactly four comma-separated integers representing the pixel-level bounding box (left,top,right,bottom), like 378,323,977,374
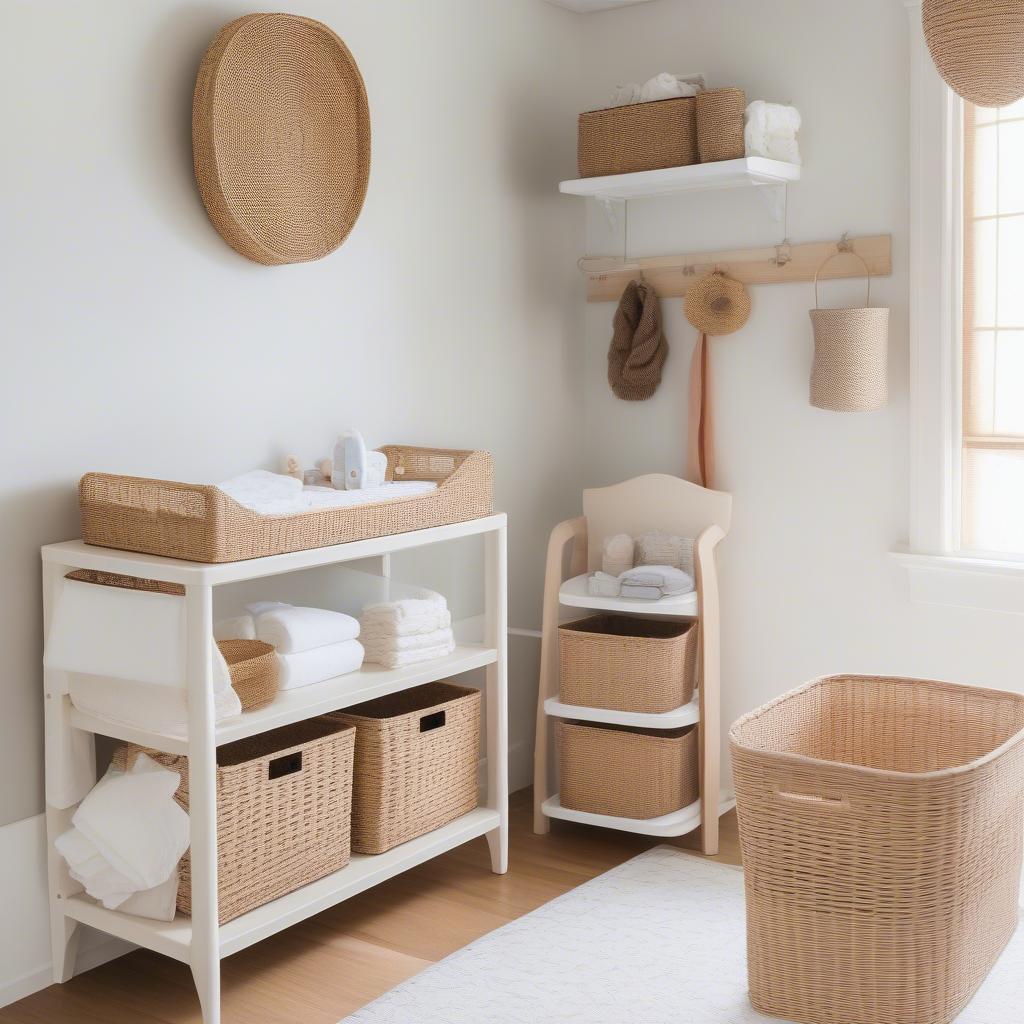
578,97,697,178
558,721,698,819
330,681,481,854
809,249,888,412
731,674,1024,1024
114,717,356,924
216,639,279,711
559,615,697,713
696,87,746,163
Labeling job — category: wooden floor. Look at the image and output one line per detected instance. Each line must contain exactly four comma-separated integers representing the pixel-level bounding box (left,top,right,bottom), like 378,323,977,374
2,791,741,1024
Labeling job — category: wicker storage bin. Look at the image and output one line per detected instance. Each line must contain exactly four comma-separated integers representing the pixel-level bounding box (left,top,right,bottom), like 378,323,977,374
559,614,697,713
558,721,698,819
578,97,697,178
330,681,481,854
79,446,494,564
696,87,746,163
114,717,356,924
216,639,278,711
730,674,1024,1024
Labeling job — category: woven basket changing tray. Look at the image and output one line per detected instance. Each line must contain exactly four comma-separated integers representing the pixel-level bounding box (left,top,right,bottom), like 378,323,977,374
80,446,494,563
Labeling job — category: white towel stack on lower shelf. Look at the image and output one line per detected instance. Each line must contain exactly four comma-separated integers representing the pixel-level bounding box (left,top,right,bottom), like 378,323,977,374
360,590,455,669
55,754,189,921
217,603,364,690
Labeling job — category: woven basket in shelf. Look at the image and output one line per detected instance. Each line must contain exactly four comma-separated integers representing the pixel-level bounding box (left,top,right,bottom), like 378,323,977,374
79,446,494,564
578,97,697,178
696,87,746,163
559,614,697,713
731,674,1024,1024
558,721,698,819
216,639,279,711
330,681,481,854
114,717,356,924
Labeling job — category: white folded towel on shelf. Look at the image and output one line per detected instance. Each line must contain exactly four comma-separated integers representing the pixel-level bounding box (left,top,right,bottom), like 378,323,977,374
213,614,257,642
277,639,365,691
360,590,451,637
744,100,802,163
620,564,695,596
361,638,456,670
620,584,664,600
255,606,360,653
361,627,455,654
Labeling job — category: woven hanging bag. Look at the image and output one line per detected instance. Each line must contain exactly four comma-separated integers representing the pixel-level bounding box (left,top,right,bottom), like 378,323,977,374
809,250,888,412
923,0,1024,107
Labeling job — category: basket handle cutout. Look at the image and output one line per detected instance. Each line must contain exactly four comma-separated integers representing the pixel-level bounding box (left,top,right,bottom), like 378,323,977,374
774,787,849,810
420,710,446,733
268,751,303,780
814,247,872,310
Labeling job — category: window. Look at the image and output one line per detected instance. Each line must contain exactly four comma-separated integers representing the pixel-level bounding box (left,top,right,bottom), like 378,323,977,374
961,99,1024,556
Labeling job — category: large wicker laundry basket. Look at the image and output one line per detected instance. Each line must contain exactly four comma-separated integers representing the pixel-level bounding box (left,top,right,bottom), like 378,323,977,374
731,674,1024,1024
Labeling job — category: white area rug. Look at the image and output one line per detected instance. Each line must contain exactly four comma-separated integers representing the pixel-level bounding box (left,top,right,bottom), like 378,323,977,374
343,845,1024,1024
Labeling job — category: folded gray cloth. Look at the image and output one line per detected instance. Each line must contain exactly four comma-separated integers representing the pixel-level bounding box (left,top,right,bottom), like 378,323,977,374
619,564,695,596
620,584,663,600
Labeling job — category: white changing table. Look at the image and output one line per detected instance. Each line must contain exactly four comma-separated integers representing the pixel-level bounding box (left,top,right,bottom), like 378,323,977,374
41,514,508,1024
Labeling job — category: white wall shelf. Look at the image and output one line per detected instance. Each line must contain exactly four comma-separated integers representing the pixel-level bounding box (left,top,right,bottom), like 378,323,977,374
541,792,735,838
559,157,800,201
559,572,698,617
544,693,699,729
42,515,509,1024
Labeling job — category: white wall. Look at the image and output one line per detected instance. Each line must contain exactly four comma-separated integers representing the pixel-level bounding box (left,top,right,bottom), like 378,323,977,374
576,0,1024,759
0,0,586,828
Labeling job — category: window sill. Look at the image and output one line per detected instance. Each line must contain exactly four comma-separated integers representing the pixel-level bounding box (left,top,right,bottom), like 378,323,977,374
891,549,1024,614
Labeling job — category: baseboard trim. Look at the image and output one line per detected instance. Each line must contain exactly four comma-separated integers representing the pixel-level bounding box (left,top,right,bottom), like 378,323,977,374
1,936,133,1009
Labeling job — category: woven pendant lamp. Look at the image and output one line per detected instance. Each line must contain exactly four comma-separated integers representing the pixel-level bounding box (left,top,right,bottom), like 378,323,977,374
923,0,1024,107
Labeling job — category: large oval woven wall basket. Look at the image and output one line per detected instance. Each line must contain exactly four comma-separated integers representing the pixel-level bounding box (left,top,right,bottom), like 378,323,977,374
923,0,1024,107
193,13,371,266
809,251,889,413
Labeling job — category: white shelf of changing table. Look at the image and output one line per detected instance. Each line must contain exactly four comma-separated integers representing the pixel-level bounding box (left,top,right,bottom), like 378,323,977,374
544,693,699,730
558,572,698,617
541,792,736,839
559,157,800,201
41,513,508,1024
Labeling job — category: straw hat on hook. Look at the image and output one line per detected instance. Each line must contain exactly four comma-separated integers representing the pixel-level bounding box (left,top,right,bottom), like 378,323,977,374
685,271,751,336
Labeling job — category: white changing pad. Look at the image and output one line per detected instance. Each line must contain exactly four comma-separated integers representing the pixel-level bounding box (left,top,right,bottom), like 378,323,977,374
217,470,436,516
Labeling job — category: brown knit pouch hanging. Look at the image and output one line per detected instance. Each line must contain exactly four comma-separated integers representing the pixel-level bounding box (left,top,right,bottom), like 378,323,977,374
608,280,668,400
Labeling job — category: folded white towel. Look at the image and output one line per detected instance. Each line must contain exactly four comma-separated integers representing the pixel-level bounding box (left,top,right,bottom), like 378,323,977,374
362,627,454,655
256,606,360,653
360,607,452,636
214,614,256,642
246,601,291,617
744,101,802,163
117,871,179,922
277,639,365,690
587,572,622,598
620,564,695,596
620,584,663,600
72,753,189,893
362,637,456,670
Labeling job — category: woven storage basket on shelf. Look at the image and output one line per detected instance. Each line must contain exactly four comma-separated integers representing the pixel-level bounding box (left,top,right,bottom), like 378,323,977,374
696,87,746,163
809,249,888,411
330,681,481,854
193,13,370,265
216,639,278,711
558,614,698,713
79,446,494,564
114,718,355,924
558,721,698,819
578,97,697,178
731,674,1024,1024
923,0,1024,107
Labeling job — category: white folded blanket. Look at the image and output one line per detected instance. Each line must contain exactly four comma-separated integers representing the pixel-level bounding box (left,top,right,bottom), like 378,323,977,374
256,606,360,653
277,639,364,690
362,627,454,654
360,590,451,637
619,564,695,596
620,584,663,600
214,614,256,642
217,471,436,516
361,637,456,670
60,753,189,899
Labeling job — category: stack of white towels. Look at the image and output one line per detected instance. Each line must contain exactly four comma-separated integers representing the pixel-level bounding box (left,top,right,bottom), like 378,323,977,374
56,754,189,922
588,530,697,601
744,100,801,164
216,602,364,689
360,589,455,669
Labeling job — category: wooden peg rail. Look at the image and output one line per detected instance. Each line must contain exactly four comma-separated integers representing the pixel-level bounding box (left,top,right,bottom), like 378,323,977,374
578,233,892,303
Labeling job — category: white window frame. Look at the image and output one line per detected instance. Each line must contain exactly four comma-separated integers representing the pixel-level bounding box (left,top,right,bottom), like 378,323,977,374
895,0,1024,612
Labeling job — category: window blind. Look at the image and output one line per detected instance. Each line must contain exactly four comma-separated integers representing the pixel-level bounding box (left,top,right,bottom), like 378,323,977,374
962,99,1024,554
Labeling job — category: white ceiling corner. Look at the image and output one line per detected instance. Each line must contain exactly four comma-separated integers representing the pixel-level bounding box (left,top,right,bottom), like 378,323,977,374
544,0,655,14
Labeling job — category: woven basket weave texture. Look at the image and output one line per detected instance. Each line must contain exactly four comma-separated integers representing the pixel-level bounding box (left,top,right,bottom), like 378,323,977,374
578,97,697,178
809,307,889,411
558,720,699,819
193,13,370,265
731,674,1024,1024
216,639,279,711
79,446,493,564
696,88,746,163
330,681,481,854
559,614,697,714
114,718,356,924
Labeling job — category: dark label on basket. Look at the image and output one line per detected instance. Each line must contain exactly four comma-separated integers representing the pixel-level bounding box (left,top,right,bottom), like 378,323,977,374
268,752,303,779
420,710,446,733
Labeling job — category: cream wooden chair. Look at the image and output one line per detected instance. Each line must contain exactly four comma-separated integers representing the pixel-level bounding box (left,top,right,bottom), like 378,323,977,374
532,474,732,854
